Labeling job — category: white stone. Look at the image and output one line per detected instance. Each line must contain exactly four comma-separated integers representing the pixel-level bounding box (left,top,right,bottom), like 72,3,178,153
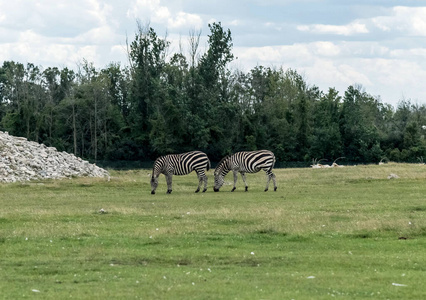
0,132,109,183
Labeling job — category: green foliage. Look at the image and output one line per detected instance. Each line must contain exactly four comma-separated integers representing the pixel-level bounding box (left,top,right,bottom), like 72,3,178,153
389,148,401,162
1,23,426,163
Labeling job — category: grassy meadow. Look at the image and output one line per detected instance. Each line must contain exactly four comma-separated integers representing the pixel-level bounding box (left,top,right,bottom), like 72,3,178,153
1,163,426,299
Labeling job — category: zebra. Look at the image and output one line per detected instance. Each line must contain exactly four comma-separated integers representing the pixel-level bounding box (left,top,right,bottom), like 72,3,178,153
151,151,211,194
213,150,277,192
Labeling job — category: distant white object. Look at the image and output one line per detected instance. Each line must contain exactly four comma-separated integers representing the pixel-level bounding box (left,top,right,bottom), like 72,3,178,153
387,173,399,179
311,157,345,168
422,125,426,130
392,283,407,287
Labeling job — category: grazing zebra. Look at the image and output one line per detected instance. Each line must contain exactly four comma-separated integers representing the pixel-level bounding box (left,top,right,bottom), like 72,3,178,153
213,150,277,192
151,151,211,194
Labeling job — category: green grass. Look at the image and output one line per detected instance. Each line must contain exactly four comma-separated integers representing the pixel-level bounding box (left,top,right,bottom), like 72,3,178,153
2,163,426,299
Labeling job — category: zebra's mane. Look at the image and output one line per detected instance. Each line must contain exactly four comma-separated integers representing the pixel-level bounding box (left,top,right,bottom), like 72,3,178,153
153,156,162,165
216,154,232,170
152,156,165,177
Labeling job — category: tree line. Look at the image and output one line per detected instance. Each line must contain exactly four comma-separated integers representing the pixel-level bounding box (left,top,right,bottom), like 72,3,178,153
1,22,426,165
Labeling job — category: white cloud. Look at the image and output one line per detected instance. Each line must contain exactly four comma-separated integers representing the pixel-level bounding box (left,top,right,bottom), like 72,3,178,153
233,38,426,105
236,42,370,84
373,6,426,36
264,22,283,31
297,6,426,39
234,44,314,70
74,25,121,45
1,1,425,107
111,44,128,59
390,48,426,59
235,41,343,70
0,28,125,69
0,0,127,68
127,0,203,29
312,41,340,57
0,1,106,37
169,12,202,29
298,21,368,36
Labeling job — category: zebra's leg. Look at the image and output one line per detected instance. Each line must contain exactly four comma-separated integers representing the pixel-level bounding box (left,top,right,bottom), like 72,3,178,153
202,171,208,193
264,171,277,192
195,171,202,193
231,170,238,192
241,172,248,192
272,173,277,191
166,174,173,194
194,170,208,193
264,171,272,192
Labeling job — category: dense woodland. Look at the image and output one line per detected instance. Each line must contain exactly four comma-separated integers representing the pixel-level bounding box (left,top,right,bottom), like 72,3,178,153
1,22,426,165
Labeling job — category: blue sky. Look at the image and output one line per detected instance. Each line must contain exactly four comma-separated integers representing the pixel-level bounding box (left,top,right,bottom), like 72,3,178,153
1,0,426,107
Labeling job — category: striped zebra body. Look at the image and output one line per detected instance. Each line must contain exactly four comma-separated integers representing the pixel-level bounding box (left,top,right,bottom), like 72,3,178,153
151,151,211,194
214,150,277,192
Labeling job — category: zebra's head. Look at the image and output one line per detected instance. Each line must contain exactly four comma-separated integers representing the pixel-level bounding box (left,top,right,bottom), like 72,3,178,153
213,169,225,192
213,155,230,192
151,157,164,194
150,176,159,194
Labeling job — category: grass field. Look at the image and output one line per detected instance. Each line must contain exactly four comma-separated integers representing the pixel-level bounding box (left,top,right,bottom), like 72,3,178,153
1,163,426,299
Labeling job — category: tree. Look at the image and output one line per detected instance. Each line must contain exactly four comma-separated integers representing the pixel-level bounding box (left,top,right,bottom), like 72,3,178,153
198,22,234,88
0,62,47,141
127,21,170,159
185,22,235,159
149,53,188,154
309,88,343,160
340,85,383,162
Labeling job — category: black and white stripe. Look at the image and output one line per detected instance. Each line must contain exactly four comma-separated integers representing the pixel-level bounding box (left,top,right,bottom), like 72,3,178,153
151,151,211,194
214,150,277,192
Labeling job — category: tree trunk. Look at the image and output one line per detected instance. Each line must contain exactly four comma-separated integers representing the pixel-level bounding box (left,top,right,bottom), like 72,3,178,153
73,104,77,155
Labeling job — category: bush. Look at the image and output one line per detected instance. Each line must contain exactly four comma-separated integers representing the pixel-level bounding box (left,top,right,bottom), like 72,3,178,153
389,148,401,162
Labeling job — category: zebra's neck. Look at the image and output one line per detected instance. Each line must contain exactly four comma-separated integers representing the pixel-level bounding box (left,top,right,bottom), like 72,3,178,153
152,160,165,177
219,158,232,175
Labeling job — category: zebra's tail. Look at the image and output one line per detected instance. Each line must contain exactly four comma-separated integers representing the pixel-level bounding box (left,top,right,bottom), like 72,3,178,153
206,158,211,171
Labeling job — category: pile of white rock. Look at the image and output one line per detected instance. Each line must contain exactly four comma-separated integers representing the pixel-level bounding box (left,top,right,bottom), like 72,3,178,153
0,131,109,183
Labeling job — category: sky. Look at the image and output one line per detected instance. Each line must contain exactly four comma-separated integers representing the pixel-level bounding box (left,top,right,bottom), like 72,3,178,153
1,0,426,107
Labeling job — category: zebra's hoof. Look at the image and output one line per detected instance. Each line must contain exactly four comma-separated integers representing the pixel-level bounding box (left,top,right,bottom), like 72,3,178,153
202,188,207,193
245,187,248,192
264,188,268,192
231,187,236,192
274,187,277,191
195,189,200,193
151,191,155,195
167,190,172,194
